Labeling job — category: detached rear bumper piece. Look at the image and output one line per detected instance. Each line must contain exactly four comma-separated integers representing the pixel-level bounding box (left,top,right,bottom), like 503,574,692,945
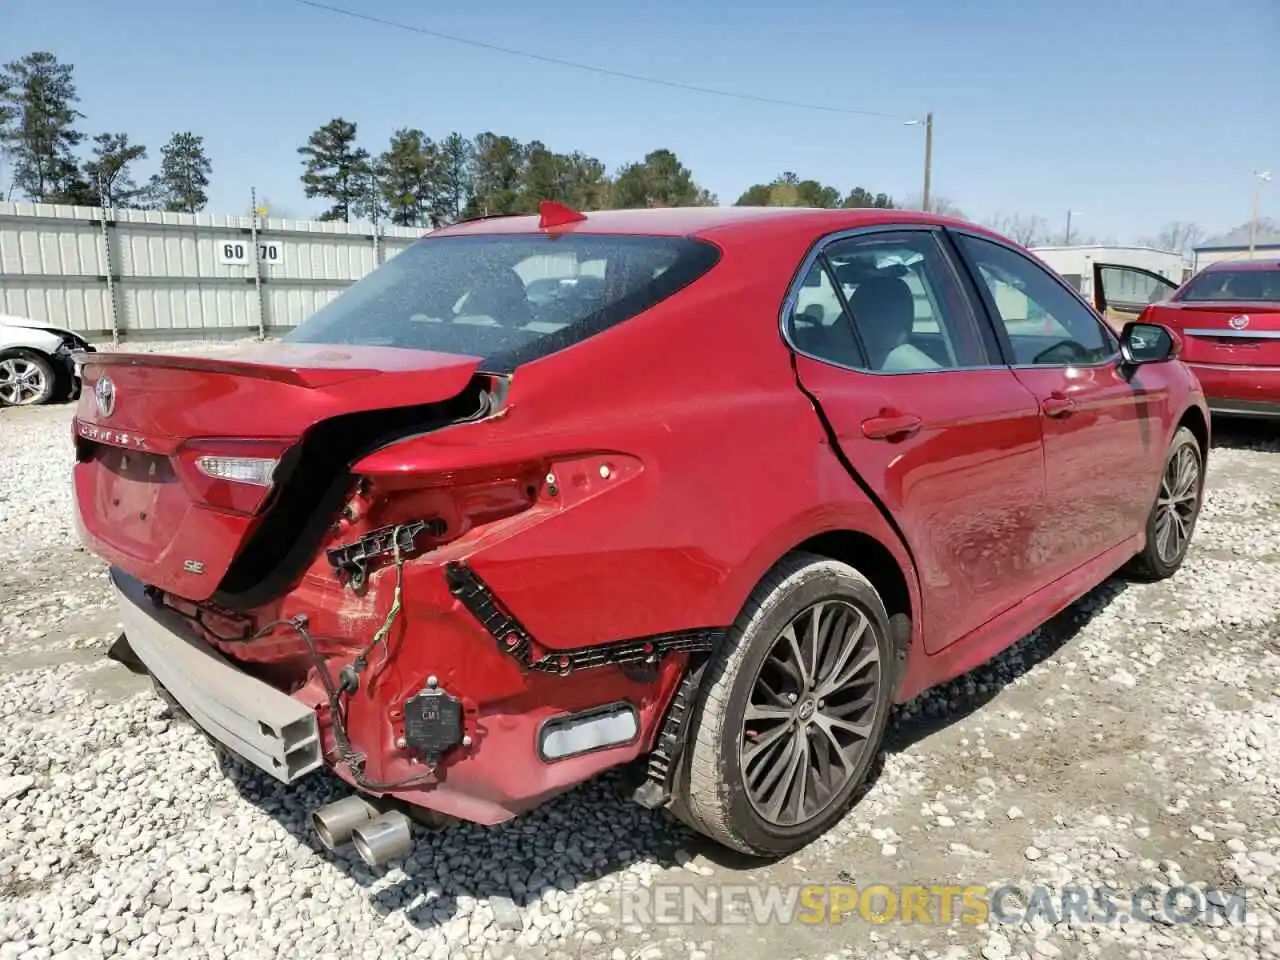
1188,362,1280,419
109,567,323,782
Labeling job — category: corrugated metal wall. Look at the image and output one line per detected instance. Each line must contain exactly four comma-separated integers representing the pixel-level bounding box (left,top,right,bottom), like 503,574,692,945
1192,246,1280,271
0,202,425,342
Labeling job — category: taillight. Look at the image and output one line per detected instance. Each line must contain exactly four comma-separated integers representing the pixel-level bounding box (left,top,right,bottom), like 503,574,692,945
194,455,279,486
173,439,295,516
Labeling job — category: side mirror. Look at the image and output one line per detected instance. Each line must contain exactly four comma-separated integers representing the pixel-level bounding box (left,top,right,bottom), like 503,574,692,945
1119,321,1180,365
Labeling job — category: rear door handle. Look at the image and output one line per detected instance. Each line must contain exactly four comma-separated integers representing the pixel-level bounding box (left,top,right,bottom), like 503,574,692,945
1041,395,1075,418
861,413,922,440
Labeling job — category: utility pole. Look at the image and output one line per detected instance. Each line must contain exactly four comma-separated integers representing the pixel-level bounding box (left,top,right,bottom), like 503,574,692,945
1250,170,1272,257
922,112,933,213
1064,209,1083,246
905,113,933,212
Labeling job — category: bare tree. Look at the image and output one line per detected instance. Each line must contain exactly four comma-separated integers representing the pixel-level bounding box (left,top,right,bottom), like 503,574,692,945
901,192,965,219
985,213,1050,247
1142,221,1204,257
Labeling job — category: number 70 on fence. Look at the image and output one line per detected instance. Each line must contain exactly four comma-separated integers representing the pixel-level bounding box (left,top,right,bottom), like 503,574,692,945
219,241,283,266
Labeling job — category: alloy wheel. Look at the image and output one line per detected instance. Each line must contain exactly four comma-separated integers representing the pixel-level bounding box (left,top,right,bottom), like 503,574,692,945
739,599,882,828
0,357,49,405
1154,444,1199,564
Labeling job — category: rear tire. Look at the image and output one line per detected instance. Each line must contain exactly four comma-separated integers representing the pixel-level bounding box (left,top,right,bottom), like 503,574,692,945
1122,425,1203,581
675,552,894,857
0,349,57,407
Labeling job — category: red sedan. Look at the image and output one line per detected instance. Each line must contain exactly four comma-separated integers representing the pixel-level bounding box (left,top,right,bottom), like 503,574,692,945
1092,257,1280,419
72,203,1209,863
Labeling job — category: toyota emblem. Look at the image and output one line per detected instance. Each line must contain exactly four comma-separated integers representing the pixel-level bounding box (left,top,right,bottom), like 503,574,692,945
94,376,116,418
1228,314,1250,330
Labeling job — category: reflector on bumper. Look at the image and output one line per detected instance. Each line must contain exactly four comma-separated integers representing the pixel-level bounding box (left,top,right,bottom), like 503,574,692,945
538,702,639,762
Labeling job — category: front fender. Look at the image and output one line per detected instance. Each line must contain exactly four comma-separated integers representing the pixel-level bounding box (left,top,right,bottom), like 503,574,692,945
0,325,63,355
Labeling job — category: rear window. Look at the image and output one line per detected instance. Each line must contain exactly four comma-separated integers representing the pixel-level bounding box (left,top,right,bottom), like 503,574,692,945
1178,268,1280,303
284,233,720,369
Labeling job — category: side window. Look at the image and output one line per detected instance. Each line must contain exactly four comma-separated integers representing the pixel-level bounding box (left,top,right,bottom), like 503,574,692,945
788,261,863,368
957,234,1116,367
817,232,988,372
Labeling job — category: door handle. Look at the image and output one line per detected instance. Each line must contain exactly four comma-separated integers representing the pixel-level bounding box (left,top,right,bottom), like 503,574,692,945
1041,395,1076,418
861,412,922,440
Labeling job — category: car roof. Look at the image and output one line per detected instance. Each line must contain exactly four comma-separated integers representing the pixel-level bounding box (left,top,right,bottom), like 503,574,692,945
1200,258,1280,272
428,206,986,242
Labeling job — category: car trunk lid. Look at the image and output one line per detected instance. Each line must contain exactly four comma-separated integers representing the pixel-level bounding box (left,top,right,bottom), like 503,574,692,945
73,342,488,602
1148,301,1280,366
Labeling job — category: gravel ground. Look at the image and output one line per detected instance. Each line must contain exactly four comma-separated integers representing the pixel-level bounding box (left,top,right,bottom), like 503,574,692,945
1,399,1278,960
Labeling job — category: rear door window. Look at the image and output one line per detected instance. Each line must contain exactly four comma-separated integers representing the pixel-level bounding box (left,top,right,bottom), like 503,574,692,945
787,230,991,372
285,234,720,368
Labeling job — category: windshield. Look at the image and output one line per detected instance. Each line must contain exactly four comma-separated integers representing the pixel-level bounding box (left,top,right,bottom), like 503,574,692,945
1178,268,1280,303
284,233,720,367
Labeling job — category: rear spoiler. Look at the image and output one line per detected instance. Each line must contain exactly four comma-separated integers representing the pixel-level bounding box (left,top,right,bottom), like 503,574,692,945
80,352,380,389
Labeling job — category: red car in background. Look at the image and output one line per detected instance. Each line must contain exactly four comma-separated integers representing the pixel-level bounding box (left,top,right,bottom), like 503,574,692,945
1092,257,1280,419
72,204,1209,864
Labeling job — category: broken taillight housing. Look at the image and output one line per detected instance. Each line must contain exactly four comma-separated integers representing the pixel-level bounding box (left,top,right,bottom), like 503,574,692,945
173,439,295,516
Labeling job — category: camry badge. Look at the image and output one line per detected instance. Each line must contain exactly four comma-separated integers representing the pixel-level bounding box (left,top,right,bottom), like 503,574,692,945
1228,314,1250,330
94,376,116,417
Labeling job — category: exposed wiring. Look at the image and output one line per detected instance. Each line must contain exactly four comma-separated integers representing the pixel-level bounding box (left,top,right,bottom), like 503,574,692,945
162,522,431,791
276,614,437,792
353,528,406,675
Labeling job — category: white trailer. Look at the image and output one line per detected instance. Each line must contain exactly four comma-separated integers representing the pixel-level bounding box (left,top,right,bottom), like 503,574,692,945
1030,245,1188,301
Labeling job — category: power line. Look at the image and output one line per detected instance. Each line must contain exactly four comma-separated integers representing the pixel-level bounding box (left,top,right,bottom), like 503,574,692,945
285,0,909,121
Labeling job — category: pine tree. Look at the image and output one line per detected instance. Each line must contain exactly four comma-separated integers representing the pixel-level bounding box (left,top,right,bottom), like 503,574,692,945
147,132,212,213
0,51,84,202
298,118,371,222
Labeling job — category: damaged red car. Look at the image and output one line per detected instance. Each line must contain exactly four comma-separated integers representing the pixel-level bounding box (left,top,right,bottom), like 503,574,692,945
73,203,1210,863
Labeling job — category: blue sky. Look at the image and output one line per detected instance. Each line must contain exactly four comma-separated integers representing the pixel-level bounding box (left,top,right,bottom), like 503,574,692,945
3,0,1277,242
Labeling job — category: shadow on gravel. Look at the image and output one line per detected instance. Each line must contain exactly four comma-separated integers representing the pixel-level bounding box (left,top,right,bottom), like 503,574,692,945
882,576,1130,753
209,579,1138,926
1210,417,1280,453
214,747,694,932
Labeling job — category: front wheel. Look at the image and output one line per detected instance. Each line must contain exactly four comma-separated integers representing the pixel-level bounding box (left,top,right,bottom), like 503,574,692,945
1123,425,1204,581
0,349,57,406
675,552,894,857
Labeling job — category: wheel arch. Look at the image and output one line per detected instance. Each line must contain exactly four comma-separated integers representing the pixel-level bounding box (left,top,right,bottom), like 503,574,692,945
721,515,920,700
1177,403,1209,465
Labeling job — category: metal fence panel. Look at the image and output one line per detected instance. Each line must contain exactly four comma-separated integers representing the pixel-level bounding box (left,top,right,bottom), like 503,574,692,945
0,200,424,342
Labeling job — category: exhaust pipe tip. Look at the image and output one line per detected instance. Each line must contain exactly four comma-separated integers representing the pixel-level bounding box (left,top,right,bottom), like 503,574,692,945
351,810,414,867
311,795,380,851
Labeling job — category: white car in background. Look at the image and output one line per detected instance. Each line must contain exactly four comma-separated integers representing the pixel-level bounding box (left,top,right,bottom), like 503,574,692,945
0,315,96,407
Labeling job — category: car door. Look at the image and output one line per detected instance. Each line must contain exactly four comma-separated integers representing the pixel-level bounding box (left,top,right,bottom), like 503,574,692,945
951,232,1166,583
786,226,1047,655
1092,263,1180,332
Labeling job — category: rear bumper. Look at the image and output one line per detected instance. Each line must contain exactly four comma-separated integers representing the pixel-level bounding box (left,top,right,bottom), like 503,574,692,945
110,567,323,782
1187,362,1280,419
